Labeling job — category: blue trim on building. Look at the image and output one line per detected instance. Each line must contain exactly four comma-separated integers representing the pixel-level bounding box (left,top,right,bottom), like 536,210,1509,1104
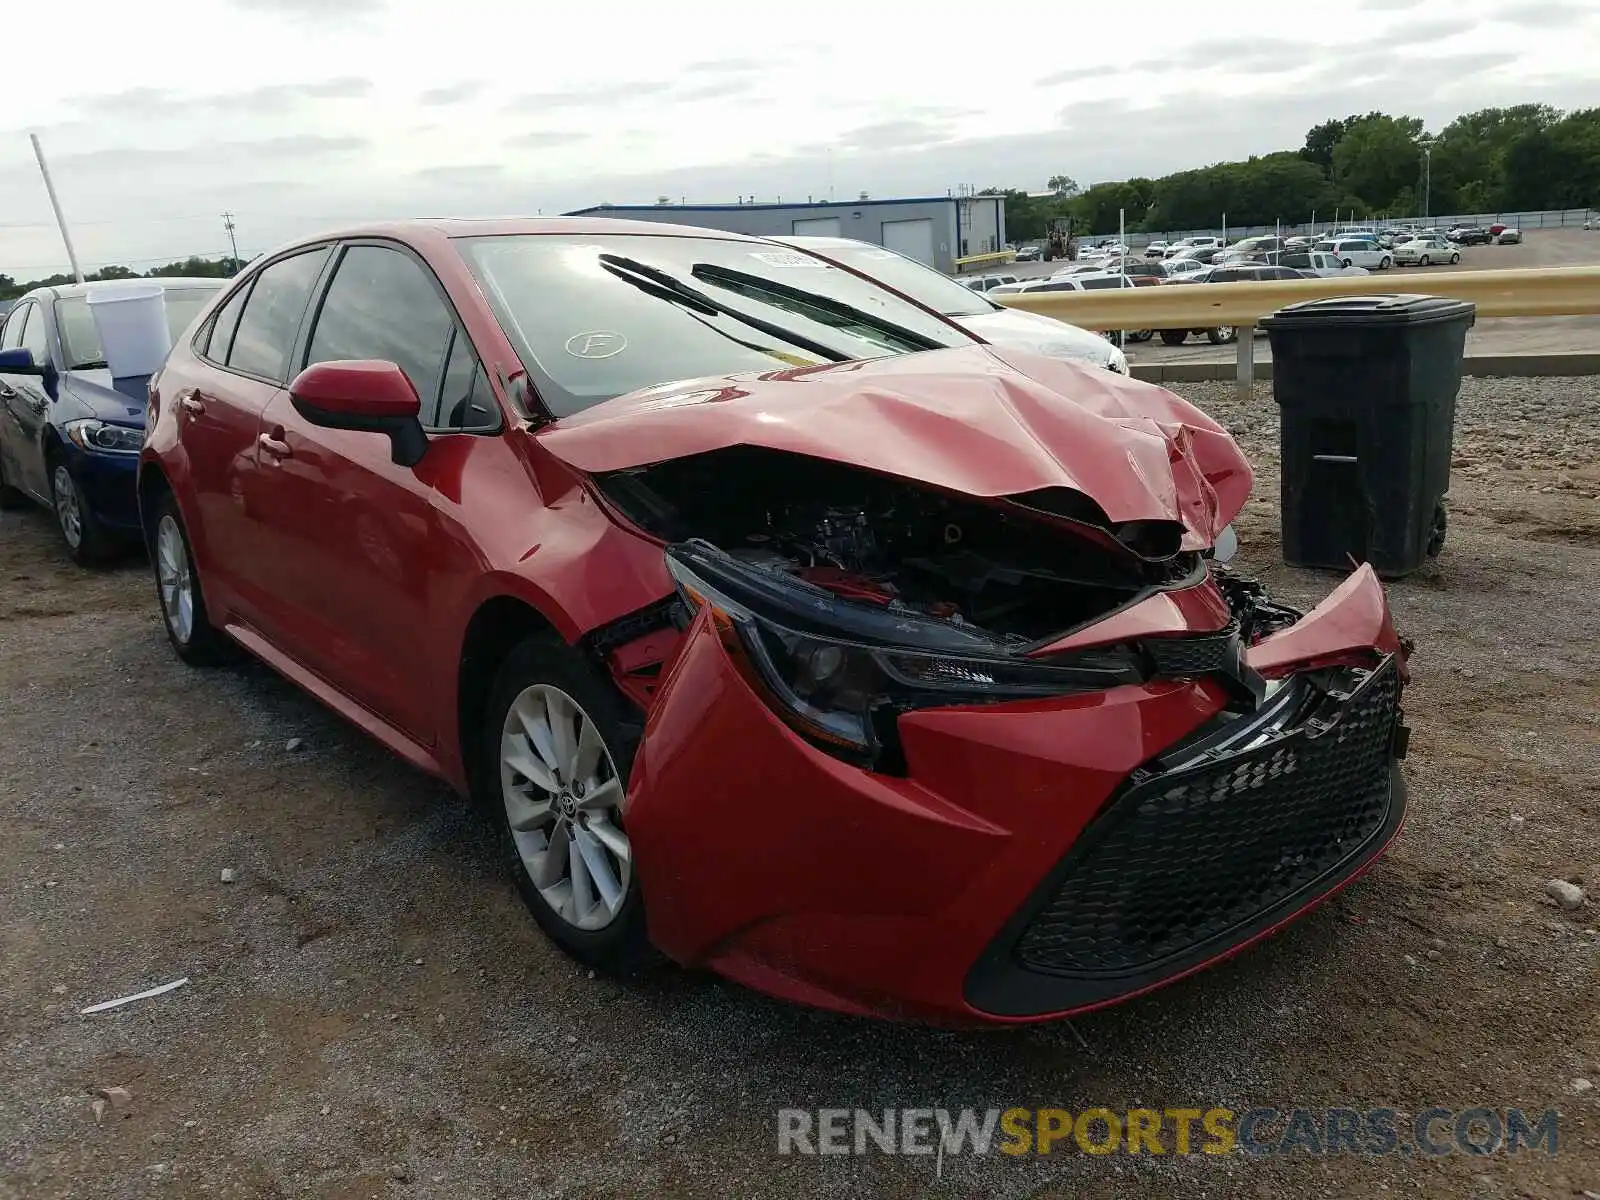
564,197,957,216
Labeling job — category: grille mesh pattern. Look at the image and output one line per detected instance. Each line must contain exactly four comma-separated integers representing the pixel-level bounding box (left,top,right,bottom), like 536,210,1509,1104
1143,619,1242,677
1014,660,1401,978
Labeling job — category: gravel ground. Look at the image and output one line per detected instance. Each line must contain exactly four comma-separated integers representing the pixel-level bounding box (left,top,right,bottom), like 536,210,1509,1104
2,377,1598,1199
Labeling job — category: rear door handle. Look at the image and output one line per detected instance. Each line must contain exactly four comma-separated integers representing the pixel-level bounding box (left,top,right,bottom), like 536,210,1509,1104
179,391,205,417
258,432,291,460
0,382,15,399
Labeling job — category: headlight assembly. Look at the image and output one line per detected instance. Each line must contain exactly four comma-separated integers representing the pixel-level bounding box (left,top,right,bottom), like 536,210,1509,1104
63,419,143,455
664,539,1146,762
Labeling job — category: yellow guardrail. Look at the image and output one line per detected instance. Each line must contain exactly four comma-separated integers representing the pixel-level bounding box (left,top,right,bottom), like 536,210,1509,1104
991,266,1600,328
955,249,1017,270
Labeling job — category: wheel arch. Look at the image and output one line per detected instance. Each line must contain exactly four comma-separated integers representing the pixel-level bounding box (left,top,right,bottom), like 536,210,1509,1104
456,593,565,799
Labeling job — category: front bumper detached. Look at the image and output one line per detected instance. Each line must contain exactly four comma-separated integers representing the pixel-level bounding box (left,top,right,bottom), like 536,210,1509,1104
965,654,1408,1018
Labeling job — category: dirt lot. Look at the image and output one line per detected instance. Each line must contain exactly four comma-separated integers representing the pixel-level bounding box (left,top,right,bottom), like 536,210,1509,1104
2,376,1599,1199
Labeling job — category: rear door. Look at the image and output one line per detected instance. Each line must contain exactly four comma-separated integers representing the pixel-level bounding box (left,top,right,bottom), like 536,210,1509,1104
251,240,503,741
178,247,332,626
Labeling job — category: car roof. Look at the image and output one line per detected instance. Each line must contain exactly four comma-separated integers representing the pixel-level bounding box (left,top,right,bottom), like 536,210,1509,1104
282,216,773,248
769,234,869,249
24,276,225,302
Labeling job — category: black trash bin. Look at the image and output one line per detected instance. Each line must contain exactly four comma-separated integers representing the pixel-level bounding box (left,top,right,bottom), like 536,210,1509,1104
1260,294,1476,578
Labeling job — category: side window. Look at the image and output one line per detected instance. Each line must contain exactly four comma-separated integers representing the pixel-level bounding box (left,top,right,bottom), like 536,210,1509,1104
0,303,28,350
436,329,499,433
305,245,454,425
19,303,49,364
204,281,252,363
229,248,331,382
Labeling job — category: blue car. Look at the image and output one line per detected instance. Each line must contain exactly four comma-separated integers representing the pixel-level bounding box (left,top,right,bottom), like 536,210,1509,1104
0,279,224,564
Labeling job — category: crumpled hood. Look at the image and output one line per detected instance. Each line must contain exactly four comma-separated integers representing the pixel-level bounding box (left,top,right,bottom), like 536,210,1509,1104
535,345,1252,543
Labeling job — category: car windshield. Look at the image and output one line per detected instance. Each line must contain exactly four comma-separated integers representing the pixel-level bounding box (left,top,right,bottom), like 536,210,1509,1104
54,286,222,370
456,233,976,418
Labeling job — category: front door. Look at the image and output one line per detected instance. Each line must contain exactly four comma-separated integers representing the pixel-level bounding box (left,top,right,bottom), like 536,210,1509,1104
0,301,54,500
248,241,502,743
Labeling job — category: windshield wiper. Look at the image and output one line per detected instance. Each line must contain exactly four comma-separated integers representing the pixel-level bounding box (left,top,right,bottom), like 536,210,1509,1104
690,263,949,353
598,255,848,363
70,359,109,370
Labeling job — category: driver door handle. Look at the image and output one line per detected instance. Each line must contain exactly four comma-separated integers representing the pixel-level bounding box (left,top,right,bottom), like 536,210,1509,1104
179,392,205,417
0,382,15,399
258,432,292,460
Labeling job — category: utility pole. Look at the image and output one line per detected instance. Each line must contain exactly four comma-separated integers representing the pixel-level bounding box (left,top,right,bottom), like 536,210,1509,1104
1423,147,1432,222
222,211,240,269
31,133,84,283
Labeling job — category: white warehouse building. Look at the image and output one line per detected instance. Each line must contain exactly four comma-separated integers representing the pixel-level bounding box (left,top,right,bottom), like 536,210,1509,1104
563,195,1006,275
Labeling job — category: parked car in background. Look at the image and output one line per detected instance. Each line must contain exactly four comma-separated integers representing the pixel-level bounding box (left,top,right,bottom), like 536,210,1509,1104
1278,250,1370,277
1162,257,1209,279
1169,245,1224,266
1164,236,1223,258
961,274,1021,293
772,235,1128,375
1145,240,1170,258
1392,234,1462,266
0,278,225,563
1014,244,1042,262
1495,227,1522,244
1314,238,1393,270
138,217,1411,1025
1446,226,1494,246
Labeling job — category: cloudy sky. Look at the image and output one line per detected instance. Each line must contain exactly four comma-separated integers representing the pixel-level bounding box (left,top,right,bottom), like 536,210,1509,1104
3,0,1597,276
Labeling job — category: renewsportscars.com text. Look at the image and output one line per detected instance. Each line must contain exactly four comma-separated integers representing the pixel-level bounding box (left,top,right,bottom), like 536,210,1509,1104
777,1106,1559,1158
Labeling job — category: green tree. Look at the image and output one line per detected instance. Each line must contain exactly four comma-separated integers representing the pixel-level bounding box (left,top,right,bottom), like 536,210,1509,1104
1331,115,1426,211
1047,174,1080,197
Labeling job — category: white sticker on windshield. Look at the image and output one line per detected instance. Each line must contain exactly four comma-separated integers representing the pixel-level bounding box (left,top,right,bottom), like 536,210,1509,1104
748,250,830,269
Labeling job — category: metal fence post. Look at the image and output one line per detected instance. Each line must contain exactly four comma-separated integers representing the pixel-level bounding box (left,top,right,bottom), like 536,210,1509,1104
1236,327,1254,396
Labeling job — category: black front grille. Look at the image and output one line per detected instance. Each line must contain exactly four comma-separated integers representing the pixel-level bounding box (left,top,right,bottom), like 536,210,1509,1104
1013,658,1401,978
1143,619,1242,677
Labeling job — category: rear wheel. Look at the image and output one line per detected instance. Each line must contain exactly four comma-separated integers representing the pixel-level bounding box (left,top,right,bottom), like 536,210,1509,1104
1159,330,1189,346
1207,327,1238,344
49,456,117,567
484,634,653,974
1419,255,1430,266
1342,258,1353,267
152,492,232,665
1127,329,1154,343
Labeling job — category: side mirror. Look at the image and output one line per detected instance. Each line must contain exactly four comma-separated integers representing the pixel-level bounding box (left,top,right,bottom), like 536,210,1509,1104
288,359,427,468
0,347,47,376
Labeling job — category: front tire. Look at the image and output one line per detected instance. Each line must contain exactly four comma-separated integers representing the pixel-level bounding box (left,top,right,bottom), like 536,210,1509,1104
1379,257,1393,270
1159,330,1188,346
151,492,232,666
1419,255,1430,266
49,456,116,567
484,634,653,974
1450,253,1460,264
1207,326,1238,344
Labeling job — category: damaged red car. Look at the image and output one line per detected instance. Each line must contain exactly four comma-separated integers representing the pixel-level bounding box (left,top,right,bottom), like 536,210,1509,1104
139,218,1410,1025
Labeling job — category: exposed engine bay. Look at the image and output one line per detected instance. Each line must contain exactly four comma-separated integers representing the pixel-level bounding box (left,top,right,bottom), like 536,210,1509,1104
593,446,1205,647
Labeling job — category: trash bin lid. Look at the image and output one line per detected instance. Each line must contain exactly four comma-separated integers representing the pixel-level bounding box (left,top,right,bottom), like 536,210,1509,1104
1261,294,1476,328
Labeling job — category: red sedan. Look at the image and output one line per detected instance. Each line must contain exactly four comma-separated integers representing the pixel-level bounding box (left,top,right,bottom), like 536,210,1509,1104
139,218,1410,1025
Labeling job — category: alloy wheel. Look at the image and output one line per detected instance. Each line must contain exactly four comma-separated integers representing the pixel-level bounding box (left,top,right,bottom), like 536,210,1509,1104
499,683,631,931
156,514,195,644
52,465,82,550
